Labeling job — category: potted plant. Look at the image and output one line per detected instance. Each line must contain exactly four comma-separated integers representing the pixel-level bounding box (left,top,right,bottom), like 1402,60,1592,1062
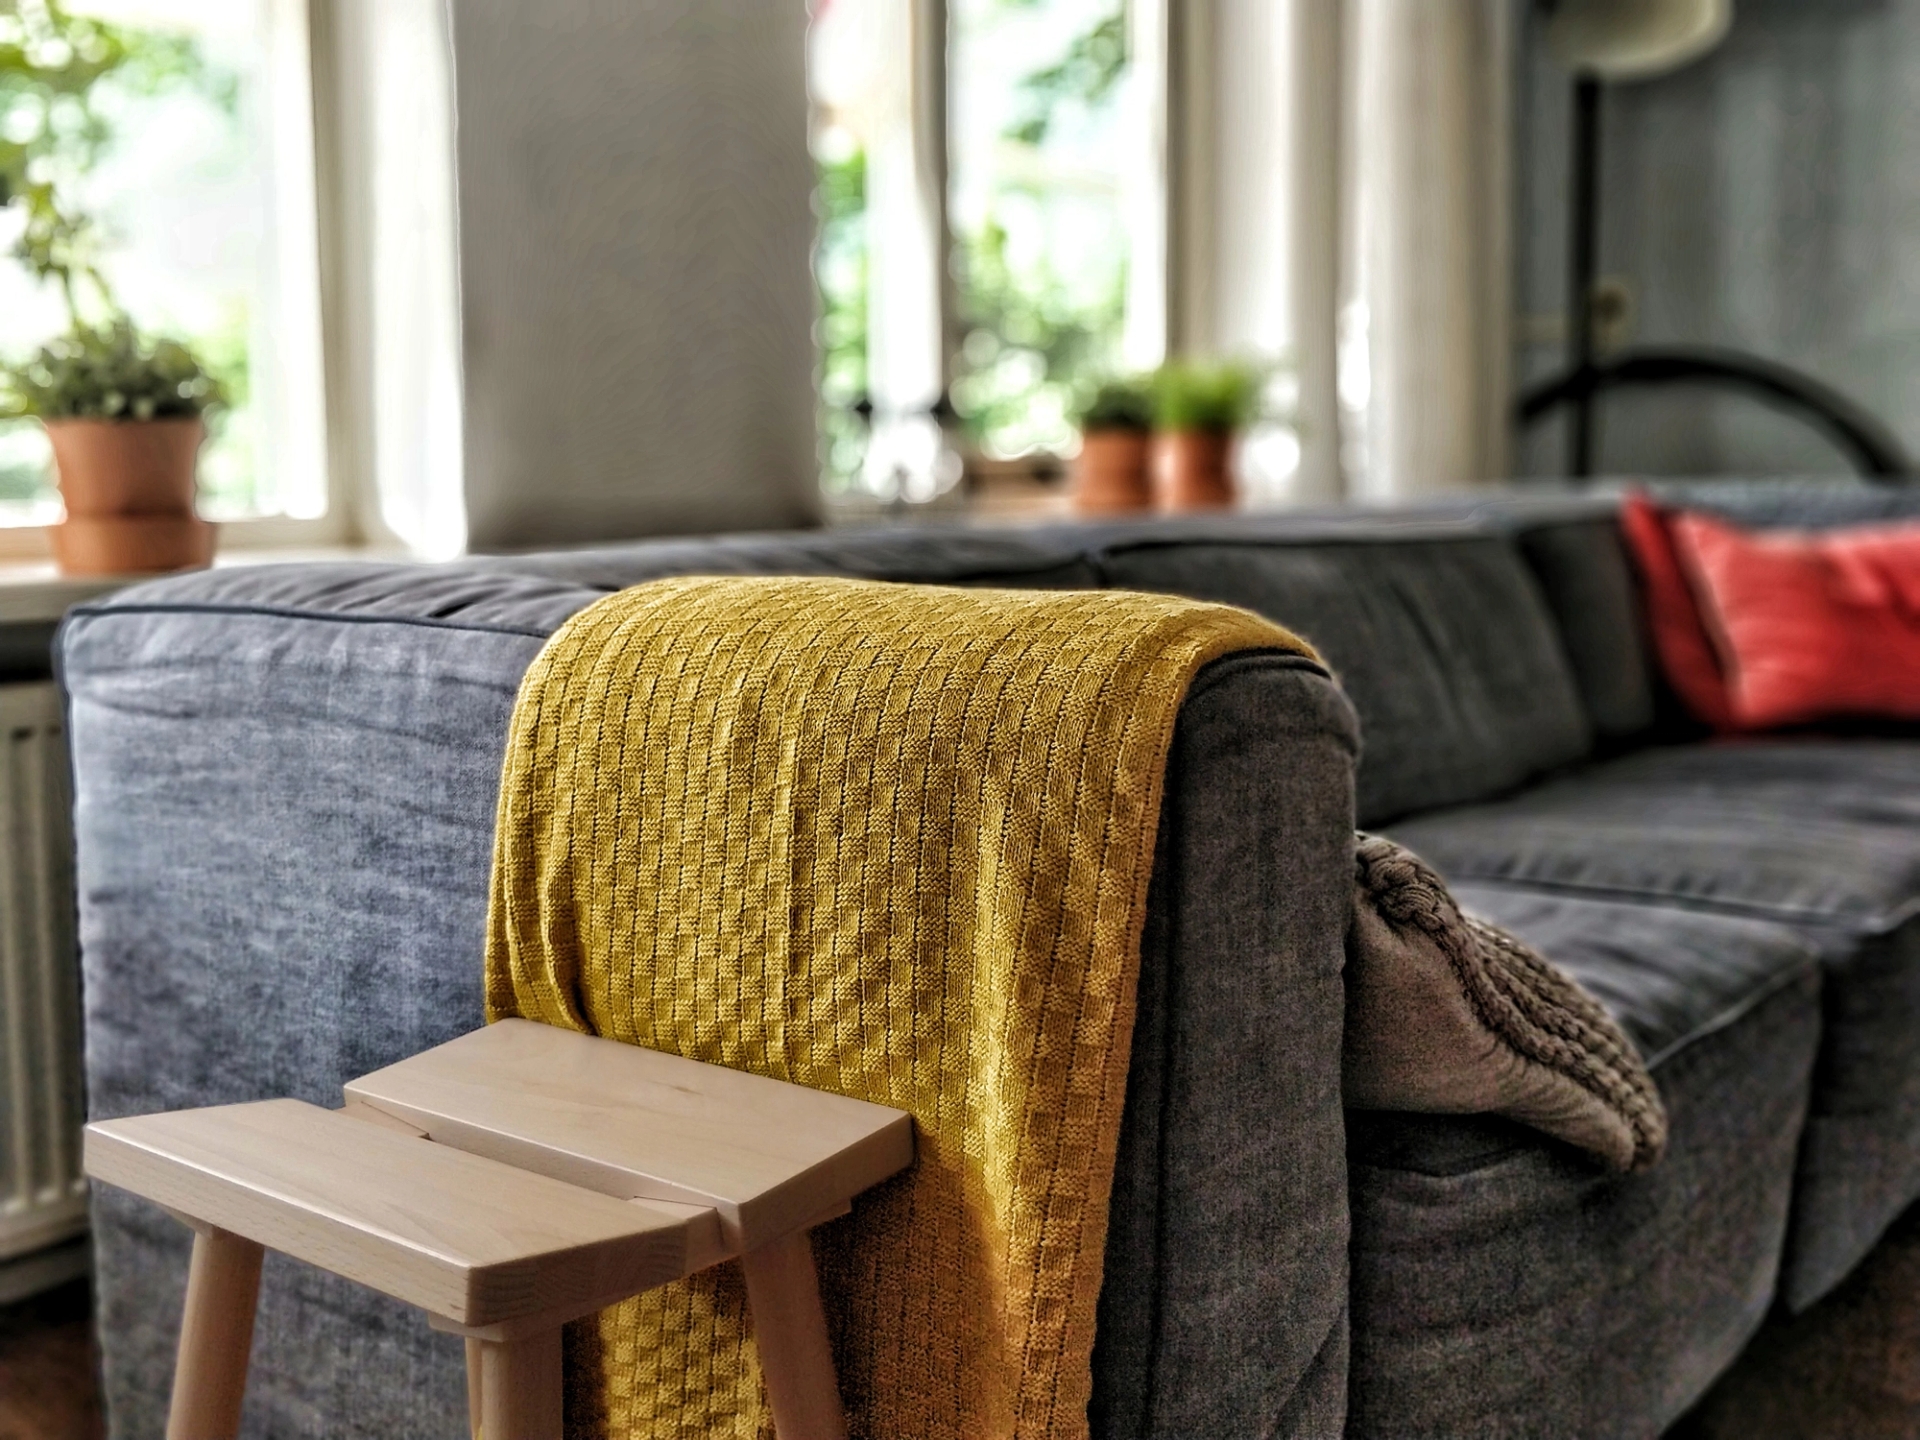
1070,377,1154,514
0,17,230,578
1150,359,1265,512
3,319,226,575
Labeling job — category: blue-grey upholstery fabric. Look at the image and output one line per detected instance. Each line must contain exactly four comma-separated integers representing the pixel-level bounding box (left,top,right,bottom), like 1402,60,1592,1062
1347,887,1824,1438
100,517,1595,839
1642,478,1920,530
1094,533,1593,824
1391,741,1920,931
469,522,1107,590
1506,515,1657,745
60,564,1360,1440
1090,652,1358,1438
1393,739,1920,1310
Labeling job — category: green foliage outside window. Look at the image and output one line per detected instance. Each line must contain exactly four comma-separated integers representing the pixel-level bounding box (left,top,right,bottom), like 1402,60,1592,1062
814,144,868,492
0,2,223,312
0,2,238,500
810,0,1131,481
950,0,1130,459
950,216,1123,451
1005,10,1125,148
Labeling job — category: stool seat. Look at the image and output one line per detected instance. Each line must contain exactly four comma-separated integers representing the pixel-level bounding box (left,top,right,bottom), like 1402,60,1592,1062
84,1098,696,1327
346,1018,915,1251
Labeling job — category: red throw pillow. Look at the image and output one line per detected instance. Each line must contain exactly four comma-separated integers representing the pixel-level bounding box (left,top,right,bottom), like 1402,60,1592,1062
1618,492,1736,730
1666,508,1920,730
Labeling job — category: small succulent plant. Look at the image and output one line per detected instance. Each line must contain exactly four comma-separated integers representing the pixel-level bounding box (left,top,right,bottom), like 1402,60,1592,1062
1073,376,1154,432
2,320,227,422
1151,359,1270,434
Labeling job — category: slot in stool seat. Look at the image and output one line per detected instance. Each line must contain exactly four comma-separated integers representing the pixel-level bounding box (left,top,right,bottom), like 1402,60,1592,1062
84,1020,915,1440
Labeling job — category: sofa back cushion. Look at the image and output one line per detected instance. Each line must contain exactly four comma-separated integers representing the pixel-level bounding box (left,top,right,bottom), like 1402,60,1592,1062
472,524,1106,591
1644,478,1920,531
113,517,1594,833
1510,515,1659,744
1473,485,1920,749
1096,532,1593,824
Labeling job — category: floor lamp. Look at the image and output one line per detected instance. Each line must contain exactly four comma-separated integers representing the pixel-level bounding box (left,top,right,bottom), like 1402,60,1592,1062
1517,0,1911,479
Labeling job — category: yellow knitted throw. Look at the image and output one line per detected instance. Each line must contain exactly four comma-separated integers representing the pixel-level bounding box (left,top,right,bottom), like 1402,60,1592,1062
483,576,1314,1439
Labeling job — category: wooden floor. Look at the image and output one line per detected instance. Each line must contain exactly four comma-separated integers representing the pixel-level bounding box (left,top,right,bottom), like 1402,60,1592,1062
0,1281,103,1440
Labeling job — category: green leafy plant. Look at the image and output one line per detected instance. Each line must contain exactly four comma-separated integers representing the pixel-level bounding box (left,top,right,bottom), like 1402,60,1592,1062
1151,359,1269,434
0,1,218,313
2,319,225,420
0,1,230,425
1073,376,1152,432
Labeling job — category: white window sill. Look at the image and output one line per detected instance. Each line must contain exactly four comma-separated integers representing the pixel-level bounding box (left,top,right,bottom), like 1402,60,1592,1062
0,544,417,625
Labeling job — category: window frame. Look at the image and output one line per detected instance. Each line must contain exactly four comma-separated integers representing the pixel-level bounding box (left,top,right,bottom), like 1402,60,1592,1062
826,0,1175,499
0,0,374,560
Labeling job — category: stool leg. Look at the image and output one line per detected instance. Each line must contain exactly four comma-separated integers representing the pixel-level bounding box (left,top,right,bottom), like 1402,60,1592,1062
478,1326,563,1440
741,1229,848,1440
167,1226,264,1440
465,1338,484,1438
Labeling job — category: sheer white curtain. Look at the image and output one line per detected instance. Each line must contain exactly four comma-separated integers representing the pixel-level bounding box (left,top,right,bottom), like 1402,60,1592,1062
1341,0,1513,499
1171,0,1344,505
311,0,466,556
1171,0,1513,503
365,0,465,556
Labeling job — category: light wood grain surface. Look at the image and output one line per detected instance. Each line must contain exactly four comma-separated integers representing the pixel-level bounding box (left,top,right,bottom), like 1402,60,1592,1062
166,1228,262,1440
477,1328,563,1440
345,1019,914,1249
84,1099,693,1325
741,1230,849,1440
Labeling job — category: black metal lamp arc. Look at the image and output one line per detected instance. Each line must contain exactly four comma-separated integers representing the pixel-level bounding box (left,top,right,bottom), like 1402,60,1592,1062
1516,0,1913,481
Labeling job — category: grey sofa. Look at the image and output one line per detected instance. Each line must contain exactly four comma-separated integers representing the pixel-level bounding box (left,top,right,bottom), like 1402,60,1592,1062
58,481,1920,1437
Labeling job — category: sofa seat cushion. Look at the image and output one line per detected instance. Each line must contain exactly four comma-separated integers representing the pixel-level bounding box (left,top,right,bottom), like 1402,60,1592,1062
1391,740,1920,1310
1454,885,1821,1069
1390,738,1920,933
1347,889,1823,1438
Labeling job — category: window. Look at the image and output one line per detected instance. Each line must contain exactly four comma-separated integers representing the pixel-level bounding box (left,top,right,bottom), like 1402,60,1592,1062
808,0,1161,505
947,0,1131,461
0,0,330,545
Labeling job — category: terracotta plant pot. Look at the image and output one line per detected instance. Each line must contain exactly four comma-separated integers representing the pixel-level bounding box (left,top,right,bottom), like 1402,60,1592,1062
1153,428,1235,512
50,515,216,575
1072,427,1153,514
44,418,215,576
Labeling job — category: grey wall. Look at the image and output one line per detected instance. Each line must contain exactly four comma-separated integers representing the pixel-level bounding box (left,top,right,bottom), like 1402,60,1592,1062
1514,0,1920,479
450,1,822,548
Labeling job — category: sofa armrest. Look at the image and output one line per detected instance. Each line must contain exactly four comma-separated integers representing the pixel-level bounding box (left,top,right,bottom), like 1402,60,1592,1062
1094,651,1359,1438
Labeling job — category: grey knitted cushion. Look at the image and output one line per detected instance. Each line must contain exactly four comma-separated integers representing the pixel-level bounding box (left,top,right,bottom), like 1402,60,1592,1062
1344,834,1668,1172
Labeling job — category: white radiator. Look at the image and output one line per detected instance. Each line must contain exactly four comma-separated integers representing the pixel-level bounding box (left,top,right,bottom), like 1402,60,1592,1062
0,681,87,1263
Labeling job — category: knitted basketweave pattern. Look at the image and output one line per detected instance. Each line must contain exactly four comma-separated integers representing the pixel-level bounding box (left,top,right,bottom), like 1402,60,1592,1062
1353,833,1668,1170
485,575,1315,1440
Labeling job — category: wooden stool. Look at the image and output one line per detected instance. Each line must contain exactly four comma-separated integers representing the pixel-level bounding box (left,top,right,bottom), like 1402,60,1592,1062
84,1019,914,1440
